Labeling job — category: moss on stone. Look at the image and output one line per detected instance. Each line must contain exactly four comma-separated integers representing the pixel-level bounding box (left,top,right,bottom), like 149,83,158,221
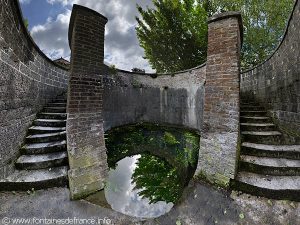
195,170,230,188
105,122,200,182
164,132,180,145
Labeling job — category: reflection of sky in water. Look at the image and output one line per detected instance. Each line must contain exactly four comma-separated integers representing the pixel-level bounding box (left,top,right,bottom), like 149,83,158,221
104,155,174,218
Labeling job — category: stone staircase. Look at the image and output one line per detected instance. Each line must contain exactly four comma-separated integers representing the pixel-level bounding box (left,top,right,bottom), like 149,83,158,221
0,96,68,191
232,101,300,201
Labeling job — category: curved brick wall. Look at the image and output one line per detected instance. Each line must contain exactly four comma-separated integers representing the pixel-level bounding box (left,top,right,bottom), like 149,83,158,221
102,65,206,132
0,0,69,178
240,0,300,136
66,4,242,197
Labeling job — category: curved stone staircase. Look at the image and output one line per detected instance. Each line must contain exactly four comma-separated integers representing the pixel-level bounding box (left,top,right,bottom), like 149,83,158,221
232,101,300,201
0,97,68,191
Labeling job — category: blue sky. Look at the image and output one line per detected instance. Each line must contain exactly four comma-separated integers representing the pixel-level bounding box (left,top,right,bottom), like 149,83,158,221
19,0,154,72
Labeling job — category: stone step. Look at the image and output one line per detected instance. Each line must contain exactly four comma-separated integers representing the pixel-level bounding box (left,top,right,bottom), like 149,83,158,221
33,118,66,127
16,152,68,170
54,99,67,103
28,126,66,134
231,172,300,201
240,111,268,116
240,106,265,111
240,116,271,123
26,131,66,143
38,113,67,120
0,166,68,191
240,155,300,175
241,131,283,145
240,123,276,131
21,140,67,155
47,102,66,107
43,107,66,113
240,101,256,105
241,142,300,159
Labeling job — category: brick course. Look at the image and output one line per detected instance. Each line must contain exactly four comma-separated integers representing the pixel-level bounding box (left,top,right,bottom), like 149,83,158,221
196,12,242,186
67,4,108,199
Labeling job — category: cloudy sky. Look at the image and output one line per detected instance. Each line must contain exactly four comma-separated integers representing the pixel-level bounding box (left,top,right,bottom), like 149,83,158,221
105,155,173,218
20,0,154,72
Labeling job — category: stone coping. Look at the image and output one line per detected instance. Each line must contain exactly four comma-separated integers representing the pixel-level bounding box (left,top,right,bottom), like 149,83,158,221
68,4,108,48
208,11,243,45
241,0,299,73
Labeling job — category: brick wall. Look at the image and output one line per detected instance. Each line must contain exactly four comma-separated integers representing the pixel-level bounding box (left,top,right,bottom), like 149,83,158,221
67,4,244,195
67,4,108,199
0,0,69,179
196,12,242,187
240,0,300,138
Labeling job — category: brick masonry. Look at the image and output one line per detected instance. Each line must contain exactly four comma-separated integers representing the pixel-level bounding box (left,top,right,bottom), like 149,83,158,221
196,12,242,187
0,0,69,179
67,5,108,199
1,1,245,194
68,9,243,192
241,0,300,137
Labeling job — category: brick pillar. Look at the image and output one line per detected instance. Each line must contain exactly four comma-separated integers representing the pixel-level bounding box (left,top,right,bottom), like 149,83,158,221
67,5,108,199
196,12,242,187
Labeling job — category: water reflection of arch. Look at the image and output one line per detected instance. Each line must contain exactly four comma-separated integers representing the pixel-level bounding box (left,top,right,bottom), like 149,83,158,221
104,122,200,185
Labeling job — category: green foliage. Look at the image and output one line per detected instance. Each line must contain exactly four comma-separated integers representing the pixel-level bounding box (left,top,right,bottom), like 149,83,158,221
211,0,294,69
105,128,145,168
132,153,182,203
184,132,199,166
105,124,200,204
23,18,29,29
136,0,210,73
109,64,117,75
164,132,180,145
136,0,294,71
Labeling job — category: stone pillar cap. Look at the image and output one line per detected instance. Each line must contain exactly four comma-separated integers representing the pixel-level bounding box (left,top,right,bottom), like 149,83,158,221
208,11,243,44
68,4,108,47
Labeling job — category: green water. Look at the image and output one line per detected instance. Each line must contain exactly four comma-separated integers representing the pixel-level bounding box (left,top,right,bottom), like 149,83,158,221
89,123,200,218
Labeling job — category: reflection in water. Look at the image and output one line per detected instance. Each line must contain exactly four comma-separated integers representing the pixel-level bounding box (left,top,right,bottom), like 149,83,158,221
103,124,200,218
104,154,174,218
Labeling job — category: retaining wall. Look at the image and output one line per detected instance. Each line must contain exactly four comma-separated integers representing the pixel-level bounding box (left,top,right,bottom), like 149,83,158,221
102,66,206,132
240,0,300,137
0,0,69,179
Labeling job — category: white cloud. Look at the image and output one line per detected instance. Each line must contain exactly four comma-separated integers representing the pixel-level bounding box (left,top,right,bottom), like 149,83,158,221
30,0,155,72
19,0,31,4
30,10,71,60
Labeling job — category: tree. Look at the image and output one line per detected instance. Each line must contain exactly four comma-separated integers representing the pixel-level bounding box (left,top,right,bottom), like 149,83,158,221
211,0,294,68
136,0,211,73
131,153,183,204
136,0,294,72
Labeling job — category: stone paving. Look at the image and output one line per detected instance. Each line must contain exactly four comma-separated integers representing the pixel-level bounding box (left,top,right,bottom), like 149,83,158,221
0,180,299,225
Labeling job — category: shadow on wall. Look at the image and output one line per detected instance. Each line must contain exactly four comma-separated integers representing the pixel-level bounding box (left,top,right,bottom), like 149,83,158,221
102,67,206,133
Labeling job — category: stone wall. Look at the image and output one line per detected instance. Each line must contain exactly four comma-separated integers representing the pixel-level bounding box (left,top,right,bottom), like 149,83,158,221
67,5,243,196
67,4,108,199
240,0,300,137
102,12,242,188
0,0,69,179
197,12,242,187
102,66,206,132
